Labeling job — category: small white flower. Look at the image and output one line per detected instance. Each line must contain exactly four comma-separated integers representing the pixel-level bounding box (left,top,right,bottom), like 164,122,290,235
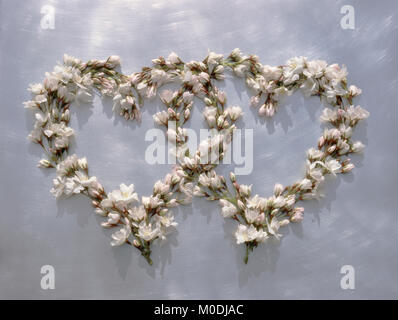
167,52,180,64
304,60,327,79
306,161,325,182
207,51,223,66
107,55,121,68
219,199,238,218
44,122,74,150
101,183,139,209
307,148,324,161
137,222,159,241
203,107,217,127
346,105,370,122
299,178,312,190
153,111,169,125
262,65,282,81
230,48,243,60
56,154,79,176
155,212,178,229
166,128,177,143
235,224,268,244
50,177,66,198
151,68,168,84
351,141,365,153
225,106,243,121
245,208,260,223
28,83,45,95
267,217,282,239
182,91,194,104
76,88,93,103
291,207,304,223
273,196,286,208
239,184,252,197
349,85,362,97
159,89,175,105
38,159,52,168
110,225,131,246
128,205,146,222
234,64,249,77
142,195,163,210
153,180,170,195
64,177,84,195
273,183,284,196
319,159,341,176
324,63,347,82
320,108,337,123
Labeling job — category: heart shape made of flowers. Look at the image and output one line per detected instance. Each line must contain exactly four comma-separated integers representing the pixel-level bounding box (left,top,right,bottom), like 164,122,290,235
25,49,369,265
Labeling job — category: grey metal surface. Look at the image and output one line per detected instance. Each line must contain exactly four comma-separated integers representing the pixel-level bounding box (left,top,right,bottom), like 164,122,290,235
0,0,397,299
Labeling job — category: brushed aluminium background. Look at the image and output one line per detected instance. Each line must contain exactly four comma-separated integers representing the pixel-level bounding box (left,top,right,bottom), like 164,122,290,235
0,0,397,299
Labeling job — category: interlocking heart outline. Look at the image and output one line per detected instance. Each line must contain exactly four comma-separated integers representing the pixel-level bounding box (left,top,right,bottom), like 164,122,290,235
25,49,369,265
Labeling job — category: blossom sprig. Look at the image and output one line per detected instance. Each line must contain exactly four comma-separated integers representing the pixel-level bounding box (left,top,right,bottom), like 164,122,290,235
26,49,368,265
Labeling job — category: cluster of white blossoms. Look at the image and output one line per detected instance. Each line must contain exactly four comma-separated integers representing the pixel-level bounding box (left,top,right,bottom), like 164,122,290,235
26,49,368,265
194,49,369,262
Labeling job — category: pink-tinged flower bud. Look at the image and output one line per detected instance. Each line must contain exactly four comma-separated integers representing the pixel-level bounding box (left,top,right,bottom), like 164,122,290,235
217,91,227,105
327,145,337,153
318,136,325,148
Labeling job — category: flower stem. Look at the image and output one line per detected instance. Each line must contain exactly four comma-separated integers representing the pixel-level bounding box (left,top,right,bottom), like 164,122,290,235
244,244,250,264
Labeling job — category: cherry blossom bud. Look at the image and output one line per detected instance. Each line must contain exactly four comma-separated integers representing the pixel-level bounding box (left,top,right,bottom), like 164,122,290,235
184,109,190,120
107,55,121,68
61,109,70,122
318,136,325,148
273,183,284,196
133,239,141,248
239,184,252,197
167,52,180,64
327,145,337,153
95,208,107,216
38,159,51,168
237,200,245,211
349,85,362,97
279,219,290,227
342,163,355,173
78,157,88,170
230,48,242,60
217,91,227,105
204,98,213,106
